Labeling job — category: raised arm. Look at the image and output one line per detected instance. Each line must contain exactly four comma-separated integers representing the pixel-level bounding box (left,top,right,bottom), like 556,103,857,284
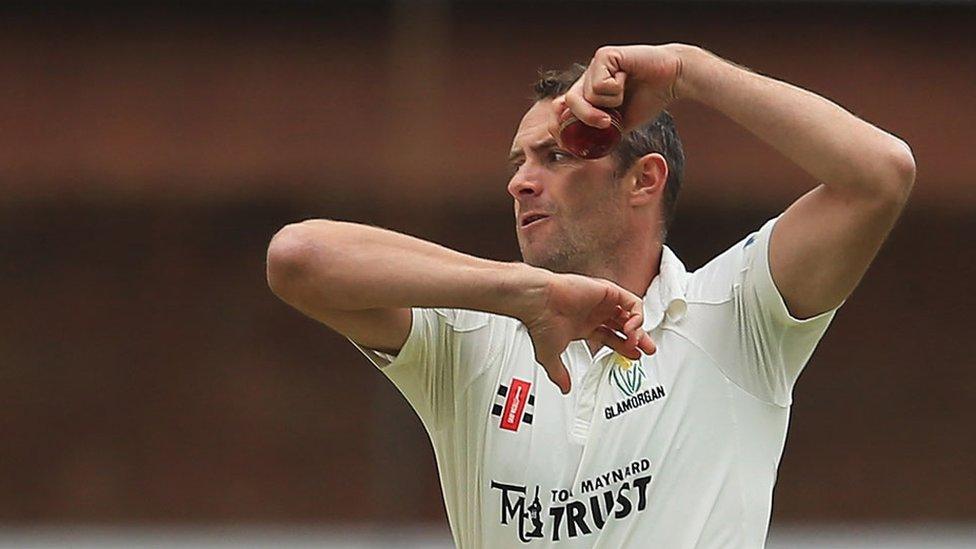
557,43,916,320
675,45,915,318
266,220,654,393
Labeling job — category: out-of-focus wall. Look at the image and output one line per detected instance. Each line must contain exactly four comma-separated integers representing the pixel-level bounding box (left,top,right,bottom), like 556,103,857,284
2,2,974,208
0,1,973,525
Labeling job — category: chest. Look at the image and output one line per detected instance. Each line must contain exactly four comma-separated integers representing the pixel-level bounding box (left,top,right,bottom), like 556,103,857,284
478,329,733,490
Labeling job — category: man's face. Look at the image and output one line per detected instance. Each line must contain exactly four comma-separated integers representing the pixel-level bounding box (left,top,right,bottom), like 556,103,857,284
508,100,628,273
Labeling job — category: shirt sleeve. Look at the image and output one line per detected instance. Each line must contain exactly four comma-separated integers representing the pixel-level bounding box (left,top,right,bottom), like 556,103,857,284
347,307,497,432
691,215,845,406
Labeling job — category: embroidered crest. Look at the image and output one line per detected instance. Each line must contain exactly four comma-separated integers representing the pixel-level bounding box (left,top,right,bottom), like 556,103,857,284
608,353,646,397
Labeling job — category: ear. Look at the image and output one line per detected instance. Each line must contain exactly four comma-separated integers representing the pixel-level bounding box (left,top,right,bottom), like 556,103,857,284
626,153,668,207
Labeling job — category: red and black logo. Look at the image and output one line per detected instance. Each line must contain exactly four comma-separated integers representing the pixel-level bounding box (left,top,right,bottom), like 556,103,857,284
491,378,535,432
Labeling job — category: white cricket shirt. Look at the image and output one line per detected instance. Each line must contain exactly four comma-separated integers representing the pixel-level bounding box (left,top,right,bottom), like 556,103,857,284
350,216,842,548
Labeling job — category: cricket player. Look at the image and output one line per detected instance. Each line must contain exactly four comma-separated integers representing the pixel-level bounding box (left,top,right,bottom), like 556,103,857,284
267,44,915,547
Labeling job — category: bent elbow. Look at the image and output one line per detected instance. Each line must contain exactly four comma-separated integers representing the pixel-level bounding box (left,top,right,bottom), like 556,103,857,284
266,220,330,301
886,138,917,205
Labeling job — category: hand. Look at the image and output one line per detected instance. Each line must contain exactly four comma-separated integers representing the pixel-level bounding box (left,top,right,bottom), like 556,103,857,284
516,271,656,395
548,44,686,140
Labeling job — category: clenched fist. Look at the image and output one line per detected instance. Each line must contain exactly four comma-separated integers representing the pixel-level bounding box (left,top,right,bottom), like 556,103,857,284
548,44,686,142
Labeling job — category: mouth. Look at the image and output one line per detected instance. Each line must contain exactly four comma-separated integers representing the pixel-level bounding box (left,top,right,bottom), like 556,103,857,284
521,214,549,228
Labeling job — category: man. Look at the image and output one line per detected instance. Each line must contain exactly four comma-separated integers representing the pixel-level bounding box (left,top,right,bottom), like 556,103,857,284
267,44,915,547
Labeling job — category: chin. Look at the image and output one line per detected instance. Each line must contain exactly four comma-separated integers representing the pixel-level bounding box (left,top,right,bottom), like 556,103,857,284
519,234,577,273
519,250,546,269
519,252,541,268
522,252,571,274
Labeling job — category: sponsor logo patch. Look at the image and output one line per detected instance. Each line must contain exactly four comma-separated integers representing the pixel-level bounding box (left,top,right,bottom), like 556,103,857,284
491,378,534,432
491,458,654,543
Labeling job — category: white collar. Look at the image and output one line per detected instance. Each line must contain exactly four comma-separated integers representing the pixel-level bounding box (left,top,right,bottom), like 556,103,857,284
641,245,689,332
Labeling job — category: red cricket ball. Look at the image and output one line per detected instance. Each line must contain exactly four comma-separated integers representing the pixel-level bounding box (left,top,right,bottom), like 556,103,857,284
558,107,623,159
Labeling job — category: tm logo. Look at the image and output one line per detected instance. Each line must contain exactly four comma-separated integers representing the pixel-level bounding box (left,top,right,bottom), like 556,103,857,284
490,482,545,543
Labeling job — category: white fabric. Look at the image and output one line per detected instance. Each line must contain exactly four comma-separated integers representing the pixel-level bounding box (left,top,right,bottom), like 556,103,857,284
350,215,841,548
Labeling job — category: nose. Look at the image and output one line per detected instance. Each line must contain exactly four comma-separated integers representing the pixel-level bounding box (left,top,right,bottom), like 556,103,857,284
507,169,544,200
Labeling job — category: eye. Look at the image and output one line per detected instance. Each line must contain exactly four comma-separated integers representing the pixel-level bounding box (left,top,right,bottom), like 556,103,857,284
509,160,524,174
550,150,572,163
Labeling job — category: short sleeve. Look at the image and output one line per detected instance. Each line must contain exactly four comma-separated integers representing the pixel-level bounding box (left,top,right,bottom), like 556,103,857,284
348,307,496,432
691,215,844,406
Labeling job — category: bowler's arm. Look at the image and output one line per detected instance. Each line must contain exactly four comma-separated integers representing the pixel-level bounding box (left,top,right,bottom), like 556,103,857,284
266,220,543,354
266,220,655,394
673,44,916,319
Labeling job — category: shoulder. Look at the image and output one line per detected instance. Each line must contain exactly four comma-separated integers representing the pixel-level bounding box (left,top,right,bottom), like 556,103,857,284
682,217,778,304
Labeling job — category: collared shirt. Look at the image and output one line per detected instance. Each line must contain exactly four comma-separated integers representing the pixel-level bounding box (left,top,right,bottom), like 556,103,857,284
350,215,842,548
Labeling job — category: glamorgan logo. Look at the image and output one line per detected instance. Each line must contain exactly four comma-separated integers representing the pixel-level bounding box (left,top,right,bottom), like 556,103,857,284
605,354,666,420
608,353,646,397
491,378,534,432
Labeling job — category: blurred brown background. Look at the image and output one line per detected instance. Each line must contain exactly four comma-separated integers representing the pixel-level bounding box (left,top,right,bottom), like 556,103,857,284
1,0,973,530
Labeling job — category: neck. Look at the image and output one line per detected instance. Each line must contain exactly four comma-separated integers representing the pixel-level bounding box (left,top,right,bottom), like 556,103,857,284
582,238,663,357
584,239,663,300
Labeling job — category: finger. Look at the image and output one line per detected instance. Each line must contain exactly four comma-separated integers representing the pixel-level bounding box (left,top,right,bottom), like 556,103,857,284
639,331,657,355
612,321,644,356
622,311,644,343
604,305,630,332
539,354,572,395
614,304,631,321
609,290,640,327
584,48,626,107
548,96,569,143
595,326,641,360
620,320,641,352
585,67,626,108
600,283,646,349
564,86,612,129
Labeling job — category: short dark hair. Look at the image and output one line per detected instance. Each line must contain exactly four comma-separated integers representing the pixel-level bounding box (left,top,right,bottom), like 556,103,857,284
533,63,685,240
